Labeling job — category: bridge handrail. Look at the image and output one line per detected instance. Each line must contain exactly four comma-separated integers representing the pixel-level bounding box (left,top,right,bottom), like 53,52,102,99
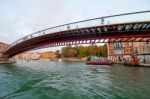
4,10,150,51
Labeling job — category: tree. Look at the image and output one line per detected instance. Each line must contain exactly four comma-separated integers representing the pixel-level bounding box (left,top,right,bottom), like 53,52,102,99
55,50,61,58
60,44,108,58
61,46,77,58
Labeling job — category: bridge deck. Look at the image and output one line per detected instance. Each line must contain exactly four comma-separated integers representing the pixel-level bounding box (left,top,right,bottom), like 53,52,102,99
2,11,150,57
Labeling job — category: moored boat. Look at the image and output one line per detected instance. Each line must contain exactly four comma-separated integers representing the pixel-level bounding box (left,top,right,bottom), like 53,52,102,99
86,61,113,65
86,56,113,65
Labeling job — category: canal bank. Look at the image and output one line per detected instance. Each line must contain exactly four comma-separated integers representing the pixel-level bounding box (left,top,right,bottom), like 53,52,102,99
114,62,150,68
0,61,16,64
0,59,16,64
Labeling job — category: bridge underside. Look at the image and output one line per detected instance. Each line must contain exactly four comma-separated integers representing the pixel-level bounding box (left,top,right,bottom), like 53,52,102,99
3,21,150,57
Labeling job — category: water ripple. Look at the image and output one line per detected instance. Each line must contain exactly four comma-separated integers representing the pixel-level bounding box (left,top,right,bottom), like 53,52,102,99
0,61,150,99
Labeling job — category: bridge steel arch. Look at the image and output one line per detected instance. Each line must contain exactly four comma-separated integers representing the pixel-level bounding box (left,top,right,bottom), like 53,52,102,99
2,11,150,58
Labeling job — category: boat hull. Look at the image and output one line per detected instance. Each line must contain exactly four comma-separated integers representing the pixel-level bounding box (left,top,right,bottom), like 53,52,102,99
86,61,113,65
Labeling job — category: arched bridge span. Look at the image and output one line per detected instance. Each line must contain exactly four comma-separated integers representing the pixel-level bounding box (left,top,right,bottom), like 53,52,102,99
2,11,150,58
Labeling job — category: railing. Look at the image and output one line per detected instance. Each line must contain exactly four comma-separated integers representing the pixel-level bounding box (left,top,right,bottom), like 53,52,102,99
5,10,150,51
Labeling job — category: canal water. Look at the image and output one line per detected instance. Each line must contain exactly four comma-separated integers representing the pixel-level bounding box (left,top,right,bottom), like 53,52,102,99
0,60,149,99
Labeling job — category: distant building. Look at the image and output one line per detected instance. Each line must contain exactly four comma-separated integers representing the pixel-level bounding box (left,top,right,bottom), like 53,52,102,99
30,52,42,60
107,41,150,63
15,52,42,60
0,42,9,58
133,42,150,63
108,42,134,62
0,42,9,53
15,51,56,60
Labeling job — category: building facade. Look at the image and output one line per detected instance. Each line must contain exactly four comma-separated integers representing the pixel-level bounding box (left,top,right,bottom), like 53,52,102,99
133,42,150,63
108,42,134,62
15,52,42,60
0,42,9,58
108,41,150,63
15,51,56,60
0,42,9,53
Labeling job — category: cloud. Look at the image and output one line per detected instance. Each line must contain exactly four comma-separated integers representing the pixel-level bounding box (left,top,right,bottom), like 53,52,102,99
0,0,71,44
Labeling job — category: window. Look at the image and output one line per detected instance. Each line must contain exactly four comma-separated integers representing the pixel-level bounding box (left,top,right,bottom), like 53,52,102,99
124,50,126,53
130,49,133,53
135,50,138,53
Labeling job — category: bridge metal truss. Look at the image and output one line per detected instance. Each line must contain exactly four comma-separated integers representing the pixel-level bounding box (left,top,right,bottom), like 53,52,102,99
3,21,150,57
26,21,150,50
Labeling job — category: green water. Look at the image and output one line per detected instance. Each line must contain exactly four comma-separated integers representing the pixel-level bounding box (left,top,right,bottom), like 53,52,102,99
0,60,149,99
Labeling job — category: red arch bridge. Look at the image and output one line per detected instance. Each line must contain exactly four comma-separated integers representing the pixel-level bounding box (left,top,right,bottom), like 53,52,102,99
2,11,150,58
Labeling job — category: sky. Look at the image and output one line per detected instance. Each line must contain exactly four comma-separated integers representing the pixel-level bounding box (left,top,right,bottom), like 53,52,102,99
0,0,149,51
